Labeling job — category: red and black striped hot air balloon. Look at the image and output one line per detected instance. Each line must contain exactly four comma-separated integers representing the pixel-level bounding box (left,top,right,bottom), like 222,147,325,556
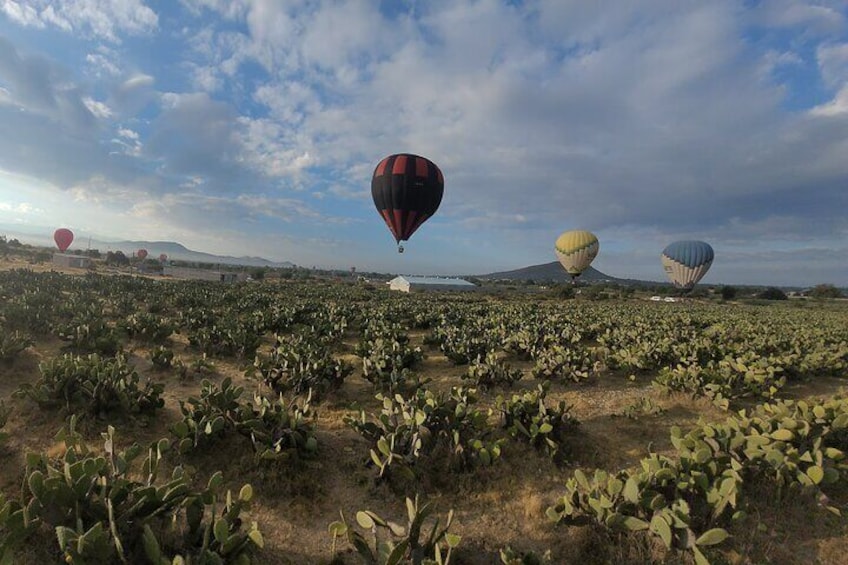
371,153,444,253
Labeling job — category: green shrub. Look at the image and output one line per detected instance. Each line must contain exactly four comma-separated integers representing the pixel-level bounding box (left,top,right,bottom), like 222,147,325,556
120,313,174,343
17,354,164,419
329,495,460,565
546,396,848,564
0,401,8,448
531,345,598,382
170,378,318,463
757,287,788,301
252,334,352,400
463,351,523,390
346,387,502,483
1,418,263,563
496,384,578,461
150,346,175,370
56,320,121,356
0,328,32,361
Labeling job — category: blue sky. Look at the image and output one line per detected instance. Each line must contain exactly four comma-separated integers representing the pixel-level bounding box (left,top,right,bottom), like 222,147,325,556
0,0,846,286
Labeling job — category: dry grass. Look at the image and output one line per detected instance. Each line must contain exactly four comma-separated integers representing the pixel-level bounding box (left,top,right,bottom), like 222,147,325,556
1,274,847,563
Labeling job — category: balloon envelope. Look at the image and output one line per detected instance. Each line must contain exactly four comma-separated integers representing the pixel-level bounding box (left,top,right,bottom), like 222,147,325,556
53,228,74,252
371,153,444,244
555,230,599,278
137,249,148,260
661,240,714,289
159,253,168,262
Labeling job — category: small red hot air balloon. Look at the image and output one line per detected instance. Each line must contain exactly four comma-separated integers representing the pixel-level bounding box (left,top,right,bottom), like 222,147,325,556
54,228,74,252
137,249,148,260
159,253,168,263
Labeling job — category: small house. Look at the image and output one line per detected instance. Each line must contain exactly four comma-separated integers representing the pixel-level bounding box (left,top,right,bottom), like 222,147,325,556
52,253,91,269
162,266,248,283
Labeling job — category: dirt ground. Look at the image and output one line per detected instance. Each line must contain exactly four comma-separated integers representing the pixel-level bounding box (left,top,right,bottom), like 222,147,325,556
1,262,847,564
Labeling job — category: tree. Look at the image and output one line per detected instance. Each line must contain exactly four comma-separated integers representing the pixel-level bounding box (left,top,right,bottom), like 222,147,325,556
552,284,575,299
689,287,709,298
720,286,737,300
106,251,129,267
808,284,843,299
758,287,787,301
250,268,266,281
581,285,609,300
33,251,51,263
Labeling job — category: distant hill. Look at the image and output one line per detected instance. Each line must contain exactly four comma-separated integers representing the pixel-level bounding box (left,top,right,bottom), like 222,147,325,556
479,261,659,286
0,223,294,269
479,262,617,282
101,240,297,269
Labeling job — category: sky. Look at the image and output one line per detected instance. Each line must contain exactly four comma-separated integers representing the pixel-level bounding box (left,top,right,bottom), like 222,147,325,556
0,0,846,286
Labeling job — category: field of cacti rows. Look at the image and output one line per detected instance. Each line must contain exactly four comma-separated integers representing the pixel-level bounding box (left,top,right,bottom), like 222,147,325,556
1,268,848,564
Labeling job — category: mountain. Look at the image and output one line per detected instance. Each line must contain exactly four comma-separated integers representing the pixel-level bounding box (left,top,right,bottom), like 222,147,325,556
479,262,617,282
478,261,660,286
100,240,297,269
0,225,296,269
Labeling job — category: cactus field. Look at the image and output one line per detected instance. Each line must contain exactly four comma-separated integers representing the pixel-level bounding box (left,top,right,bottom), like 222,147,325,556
2,268,848,564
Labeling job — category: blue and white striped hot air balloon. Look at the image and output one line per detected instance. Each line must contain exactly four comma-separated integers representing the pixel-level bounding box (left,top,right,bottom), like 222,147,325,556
661,241,714,290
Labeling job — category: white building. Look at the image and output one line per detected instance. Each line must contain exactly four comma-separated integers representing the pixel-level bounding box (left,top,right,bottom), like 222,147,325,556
388,276,477,293
162,266,248,283
52,253,91,269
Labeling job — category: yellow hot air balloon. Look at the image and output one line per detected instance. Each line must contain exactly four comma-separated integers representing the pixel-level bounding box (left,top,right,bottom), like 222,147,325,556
555,230,599,281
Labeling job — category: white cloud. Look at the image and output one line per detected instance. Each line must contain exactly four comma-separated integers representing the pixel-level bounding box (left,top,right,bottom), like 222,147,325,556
69,176,136,203
110,73,156,115
0,201,41,214
810,84,848,116
235,116,315,177
189,64,222,92
1,0,847,282
117,127,138,140
111,127,142,156
0,37,99,132
83,96,112,118
109,1,848,249
817,42,848,87
299,0,392,70
85,48,121,78
179,0,247,20
1,0,158,41
751,0,846,34
761,49,804,77
326,183,368,201
117,189,331,229
0,86,13,105
253,81,321,125
235,194,321,221
1,1,46,28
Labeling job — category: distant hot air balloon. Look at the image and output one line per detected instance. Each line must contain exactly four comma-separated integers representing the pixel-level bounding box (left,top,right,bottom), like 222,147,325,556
54,228,74,252
159,253,168,263
555,230,599,282
137,249,148,260
371,153,444,253
661,241,714,290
